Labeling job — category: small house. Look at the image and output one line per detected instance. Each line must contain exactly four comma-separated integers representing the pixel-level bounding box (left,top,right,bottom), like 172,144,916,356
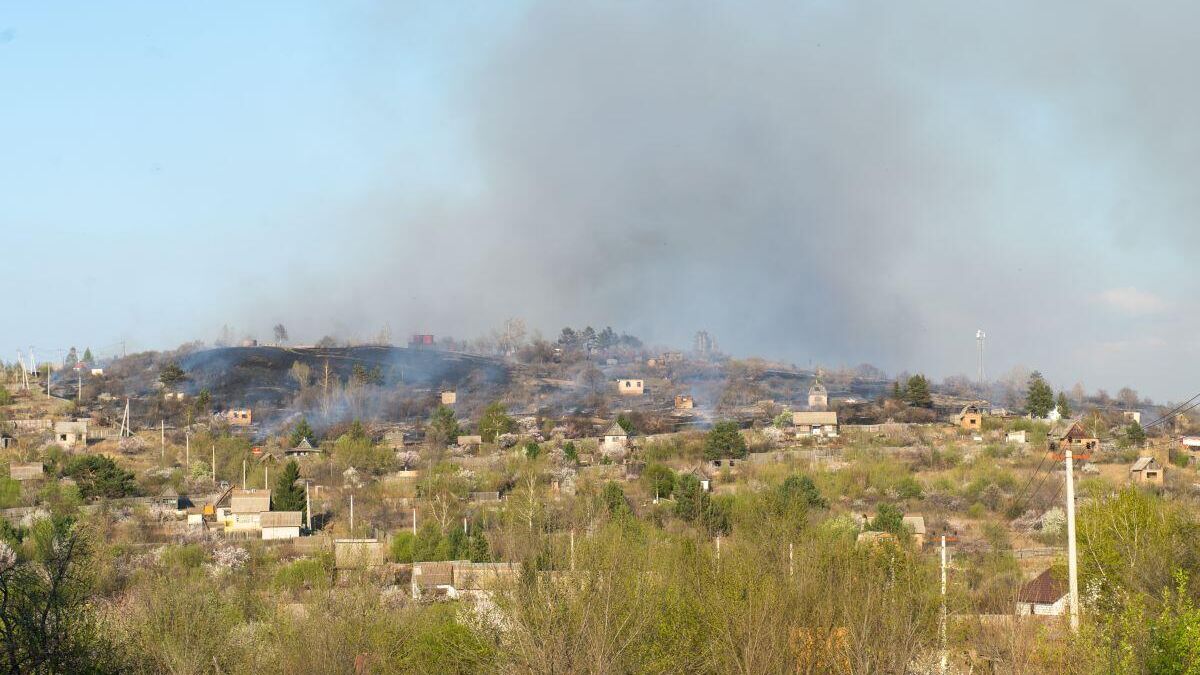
957,403,984,431
600,422,628,454
674,395,694,410
1006,430,1028,444
9,462,44,481
1123,411,1142,424
440,390,457,405
260,511,303,540
793,411,839,438
1015,568,1068,616
225,409,253,427
286,437,319,458
1049,422,1098,455
53,420,88,448
1130,456,1164,485
457,435,483,447
616,379,644,396
707,458,741,476
226,489,271,530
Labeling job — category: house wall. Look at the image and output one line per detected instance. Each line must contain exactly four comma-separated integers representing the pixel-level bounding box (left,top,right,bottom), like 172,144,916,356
959,414,982,430
262,526,301,540
617,380,644,395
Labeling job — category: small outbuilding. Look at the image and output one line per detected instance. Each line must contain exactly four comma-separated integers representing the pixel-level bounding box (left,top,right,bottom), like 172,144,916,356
1015,568,1068,616
600,422,628,454
260,511,303,540
957,403,984,431
616,379,644,396
1130,456,1164,485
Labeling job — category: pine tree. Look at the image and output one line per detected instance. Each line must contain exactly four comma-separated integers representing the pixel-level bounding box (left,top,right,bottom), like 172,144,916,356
1026,372,1055,418
904,375,932,408
272,460,306,515
288,417,314,447
82,348,94,364
1127,421,1146,447
1056,391,1071,418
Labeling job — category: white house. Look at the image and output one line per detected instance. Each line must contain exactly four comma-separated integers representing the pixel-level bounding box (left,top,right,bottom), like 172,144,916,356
600,422,628,454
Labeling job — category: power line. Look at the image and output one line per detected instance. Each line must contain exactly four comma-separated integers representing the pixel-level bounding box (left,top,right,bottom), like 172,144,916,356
1012,449,1050,512
1143,392,1200,429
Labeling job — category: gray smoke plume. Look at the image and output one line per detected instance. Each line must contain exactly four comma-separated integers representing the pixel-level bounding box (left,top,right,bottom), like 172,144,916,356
223,1,1199,400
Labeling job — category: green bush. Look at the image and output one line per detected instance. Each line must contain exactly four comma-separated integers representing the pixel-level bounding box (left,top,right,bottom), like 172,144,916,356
273,555,332,592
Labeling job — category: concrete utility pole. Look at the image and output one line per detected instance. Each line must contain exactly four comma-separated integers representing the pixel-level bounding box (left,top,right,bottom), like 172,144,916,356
160,420,165,460
264,466,268,490
305,481,312,531
185,433,190,471
789,542,794,578
412,507,417,535
976,329,986,389
570,530,576,571
940,535,948,675
212,445,217,484
242,460,247,490
1065,449,1080,632
349,494,355,536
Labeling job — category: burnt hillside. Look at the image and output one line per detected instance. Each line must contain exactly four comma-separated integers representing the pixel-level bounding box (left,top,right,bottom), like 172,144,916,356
177,346,510,407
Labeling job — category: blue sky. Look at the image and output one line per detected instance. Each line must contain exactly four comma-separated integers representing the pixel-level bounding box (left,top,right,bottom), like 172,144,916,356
3,2,1197,402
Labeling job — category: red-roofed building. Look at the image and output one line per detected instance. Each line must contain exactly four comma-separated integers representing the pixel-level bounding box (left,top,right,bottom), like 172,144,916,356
1015,568,1068,616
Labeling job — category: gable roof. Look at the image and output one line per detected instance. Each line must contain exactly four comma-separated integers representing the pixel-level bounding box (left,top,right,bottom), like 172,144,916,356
1131,456,1159,472
793,411,838,425
603,422,627,437
260,511,303,528
1054,422,1093,441
902,515,926,535
293,437,314,450
958,402,984,418
1017,568,1068,605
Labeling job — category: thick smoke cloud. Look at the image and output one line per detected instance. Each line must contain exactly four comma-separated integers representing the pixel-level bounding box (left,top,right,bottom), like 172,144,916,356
241,1,1200,399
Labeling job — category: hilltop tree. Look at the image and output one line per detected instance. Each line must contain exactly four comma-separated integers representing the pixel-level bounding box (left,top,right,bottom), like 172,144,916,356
273,324,289,345
557,327,579,350
1026,371,1055,418
288,417,314,447
704,421,747,460
478,401,514,442
903,375,932,408
1057,391,1072,418
159,361,186,387
272,460,306,515
63,347,78,370
81,348,94,364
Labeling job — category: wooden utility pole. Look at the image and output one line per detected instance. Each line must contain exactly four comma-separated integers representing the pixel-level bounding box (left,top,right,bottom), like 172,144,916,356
1065,449,1080,632
306,481,312,531
160,420,165,460
242,460,247,490
789,542,794,578
212,445,217,484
